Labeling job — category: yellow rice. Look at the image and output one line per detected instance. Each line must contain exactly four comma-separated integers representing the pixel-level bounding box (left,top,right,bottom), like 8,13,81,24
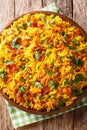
0,13,87,112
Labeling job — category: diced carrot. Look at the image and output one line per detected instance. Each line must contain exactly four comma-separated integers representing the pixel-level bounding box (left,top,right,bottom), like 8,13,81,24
62,87,71,95
6,64,17,73
41,86,50,96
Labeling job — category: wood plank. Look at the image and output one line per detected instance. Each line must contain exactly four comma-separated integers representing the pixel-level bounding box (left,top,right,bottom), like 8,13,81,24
43,112,73,130
73,106,87,130
42,0,73,18
0,94,14,130
15,0,42,17
0,0,14,31
56,0,73,18
73,0,87,32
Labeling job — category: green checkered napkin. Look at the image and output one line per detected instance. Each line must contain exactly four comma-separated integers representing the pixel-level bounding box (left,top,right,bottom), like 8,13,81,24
6,3,87,129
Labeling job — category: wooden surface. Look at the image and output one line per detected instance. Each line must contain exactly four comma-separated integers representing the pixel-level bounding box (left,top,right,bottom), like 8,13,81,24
0,0,87,130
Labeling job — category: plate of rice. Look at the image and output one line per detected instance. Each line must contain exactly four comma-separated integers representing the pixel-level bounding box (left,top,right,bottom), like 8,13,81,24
0,11,87,115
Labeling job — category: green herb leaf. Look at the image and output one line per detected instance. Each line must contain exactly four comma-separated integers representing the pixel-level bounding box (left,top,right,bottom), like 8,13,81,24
50,14,55,19
29,74,33,79
72,38,80,46
20,77,25,83
16,25,21,33
45,69,53,75
26,20,32,26
11,37,23,50
71,88,83,96
22,23,27,29
34,51,40,60
71,74,85,85
41,16,46,22
48,44,53,48
18,86,26,94
58,98,66,108
20,65,26,70
0,69,7,78
64,78,70,85
72,58,84,66
61,31,67,39
51,94,56,99
41,39,47,44
31,81,42,88
48,80,58,89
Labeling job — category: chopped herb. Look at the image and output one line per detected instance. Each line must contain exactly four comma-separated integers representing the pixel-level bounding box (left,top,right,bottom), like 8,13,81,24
61,31,67,39
16,25,21,33
45,69,53,75
20,65,26,70
26,20,32,26
64,78,70,85
3,59,9,64
48,44,53,48
38,95,44,99
22,23,27,29
68,46,75,50
3,60,14,65
18,57,22,61
11,37,23,50
40,34,45,38
85,42,87,46
25,102,30,107
50,14,55,19
51,94,56,99
71,88,83,96
29,74,33,79
25,58,30,62
72,58,84,66
71,74,85,85
18,86,26,94
58,98,66,108
34,51,40,60
31,81,42,88
0,69,7,78
36,64,40,69
48,80,58,89
41,16,46,22
72,38,80,46
20,77,25,83
45,20,50,25
67,54,71,58
41,39,47,44
46,50,51,55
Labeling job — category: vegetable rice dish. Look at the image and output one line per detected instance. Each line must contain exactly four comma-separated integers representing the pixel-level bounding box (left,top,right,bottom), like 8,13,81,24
0,13,87,112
